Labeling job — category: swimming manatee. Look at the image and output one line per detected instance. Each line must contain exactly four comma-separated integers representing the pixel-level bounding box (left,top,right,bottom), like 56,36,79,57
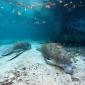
41,43,73,74
1,42,31,60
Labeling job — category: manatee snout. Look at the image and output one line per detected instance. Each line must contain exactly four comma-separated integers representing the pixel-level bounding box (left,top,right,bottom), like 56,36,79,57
64,64,73,75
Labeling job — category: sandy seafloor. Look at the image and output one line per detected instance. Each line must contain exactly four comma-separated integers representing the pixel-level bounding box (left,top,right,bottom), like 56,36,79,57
0,41,85,85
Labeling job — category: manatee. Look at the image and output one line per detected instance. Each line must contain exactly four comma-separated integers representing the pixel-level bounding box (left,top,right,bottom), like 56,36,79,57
1,42,31,60
41,43,73,74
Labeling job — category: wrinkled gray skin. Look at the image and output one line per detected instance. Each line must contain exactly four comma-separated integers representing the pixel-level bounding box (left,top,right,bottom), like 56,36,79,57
41,43,73,75
2,42,31,56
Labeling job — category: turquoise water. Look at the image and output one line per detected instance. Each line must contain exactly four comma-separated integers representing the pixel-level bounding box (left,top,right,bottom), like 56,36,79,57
0,0,85,45
0,0,60,42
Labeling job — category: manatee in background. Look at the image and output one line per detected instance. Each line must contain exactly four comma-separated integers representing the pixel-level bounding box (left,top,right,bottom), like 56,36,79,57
1,42,31,61
40,43,73,74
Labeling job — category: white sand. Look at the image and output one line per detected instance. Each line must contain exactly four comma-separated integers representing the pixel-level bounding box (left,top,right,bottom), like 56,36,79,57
0,43,85,85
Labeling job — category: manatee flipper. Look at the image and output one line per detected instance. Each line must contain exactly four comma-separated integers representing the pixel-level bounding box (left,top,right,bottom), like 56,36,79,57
8,50,25,61
44,57,65,69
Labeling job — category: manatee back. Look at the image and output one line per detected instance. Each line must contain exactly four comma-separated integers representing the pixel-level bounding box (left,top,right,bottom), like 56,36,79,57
41,43,71,65
13,42,31,51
